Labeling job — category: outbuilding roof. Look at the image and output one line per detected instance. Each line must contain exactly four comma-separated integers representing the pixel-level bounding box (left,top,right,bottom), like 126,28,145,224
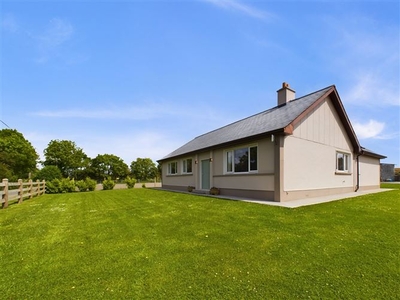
160,85,363,161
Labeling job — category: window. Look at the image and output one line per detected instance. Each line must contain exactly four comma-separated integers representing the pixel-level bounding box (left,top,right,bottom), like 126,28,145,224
336,152,350,172
182,158,192,174
168,162,178,175
225,145,258,173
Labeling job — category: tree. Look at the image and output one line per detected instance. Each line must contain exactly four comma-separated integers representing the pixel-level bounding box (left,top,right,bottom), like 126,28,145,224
130,158,157,181
0,129,38,180
33,165,63,182
43,140,88,178
89,154,129,181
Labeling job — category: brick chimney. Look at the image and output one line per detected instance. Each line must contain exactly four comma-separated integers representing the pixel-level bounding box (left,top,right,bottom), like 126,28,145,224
277,82,295,106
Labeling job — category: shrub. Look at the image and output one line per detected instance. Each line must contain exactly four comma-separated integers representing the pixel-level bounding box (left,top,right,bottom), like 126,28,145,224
85,177,97,191
46,178,61,194
209,187,220,195
142,183,146,188
102,178,115,190
46,178,76,194
75,180,88,192
60,178,76,193
125,176,136,189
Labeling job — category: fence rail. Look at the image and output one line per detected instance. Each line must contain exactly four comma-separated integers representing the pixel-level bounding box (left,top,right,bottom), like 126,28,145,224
0,179,46,209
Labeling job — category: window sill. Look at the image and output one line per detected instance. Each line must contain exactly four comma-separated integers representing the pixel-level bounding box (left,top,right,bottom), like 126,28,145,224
335,171,352,175
166,174,193,177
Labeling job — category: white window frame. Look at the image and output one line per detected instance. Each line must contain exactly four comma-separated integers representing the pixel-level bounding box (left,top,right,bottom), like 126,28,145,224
168,161,178,175
336,151,351,173
224,144,258,174
182,158,193,174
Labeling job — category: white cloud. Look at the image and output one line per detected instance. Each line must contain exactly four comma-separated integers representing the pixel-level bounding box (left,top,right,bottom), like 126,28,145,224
2,13,19,33
30,101,184,120
203,0,271,20
353,119,385,139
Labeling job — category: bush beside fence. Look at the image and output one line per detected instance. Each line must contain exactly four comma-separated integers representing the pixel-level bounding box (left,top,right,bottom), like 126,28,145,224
0,179,46,209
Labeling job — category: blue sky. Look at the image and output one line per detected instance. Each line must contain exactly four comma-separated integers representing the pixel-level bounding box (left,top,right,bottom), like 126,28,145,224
1,0,399,167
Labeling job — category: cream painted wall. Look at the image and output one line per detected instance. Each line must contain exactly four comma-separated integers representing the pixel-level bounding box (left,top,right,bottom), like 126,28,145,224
359,155,381,187
162,157,196,187
284,97,354,191
212,137,275,191
162,137,275,192
284,137,353,190
214,174,274,191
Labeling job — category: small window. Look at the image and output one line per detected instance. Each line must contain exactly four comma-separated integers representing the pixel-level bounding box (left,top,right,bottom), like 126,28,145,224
225,145,258,173
182,158,192,174
168,162,178,175
336,152,350,172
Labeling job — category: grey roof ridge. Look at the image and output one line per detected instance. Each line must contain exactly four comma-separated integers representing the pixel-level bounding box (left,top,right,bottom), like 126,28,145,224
192,84,335,141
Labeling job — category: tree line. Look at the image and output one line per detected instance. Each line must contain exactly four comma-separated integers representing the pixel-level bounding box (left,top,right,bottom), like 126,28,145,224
0,129,160,183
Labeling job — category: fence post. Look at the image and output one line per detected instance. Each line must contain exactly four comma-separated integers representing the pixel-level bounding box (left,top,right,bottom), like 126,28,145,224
35,180,39,196
18,179,23,204
29,179,33,199
2,178,8,209
42,180,46,195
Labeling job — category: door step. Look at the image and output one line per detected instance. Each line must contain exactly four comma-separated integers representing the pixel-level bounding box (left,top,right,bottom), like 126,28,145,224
192,189,209,195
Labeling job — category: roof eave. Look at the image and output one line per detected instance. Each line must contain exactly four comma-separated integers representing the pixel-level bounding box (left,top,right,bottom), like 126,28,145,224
157,128,287,162
361,148,387,159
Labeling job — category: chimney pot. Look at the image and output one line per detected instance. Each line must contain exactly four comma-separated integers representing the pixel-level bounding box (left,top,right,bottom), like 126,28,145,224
277,82,295,106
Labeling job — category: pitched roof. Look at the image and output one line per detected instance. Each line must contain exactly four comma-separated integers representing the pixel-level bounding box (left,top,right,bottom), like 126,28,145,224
160,85,359,161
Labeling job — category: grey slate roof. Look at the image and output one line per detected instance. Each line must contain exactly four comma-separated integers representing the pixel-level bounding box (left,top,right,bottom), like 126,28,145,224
160,86,333,160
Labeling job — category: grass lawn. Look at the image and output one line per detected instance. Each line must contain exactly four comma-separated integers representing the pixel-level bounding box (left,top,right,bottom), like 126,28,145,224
1,188,399,299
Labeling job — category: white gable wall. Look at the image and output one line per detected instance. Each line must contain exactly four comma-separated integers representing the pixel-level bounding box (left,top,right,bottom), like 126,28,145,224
283,96,355,194
359,155,381,189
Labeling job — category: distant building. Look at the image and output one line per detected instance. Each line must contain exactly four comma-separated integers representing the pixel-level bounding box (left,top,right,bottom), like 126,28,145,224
381,163,395,181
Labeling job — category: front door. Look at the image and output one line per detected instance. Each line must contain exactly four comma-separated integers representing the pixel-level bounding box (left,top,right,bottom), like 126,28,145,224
201,159,210,190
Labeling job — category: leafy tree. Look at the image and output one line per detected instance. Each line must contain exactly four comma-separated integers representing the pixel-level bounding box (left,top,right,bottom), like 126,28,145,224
0,129,38,180
33,165,62,182
90,154,129,181
130,158,157,181
43,140,88,178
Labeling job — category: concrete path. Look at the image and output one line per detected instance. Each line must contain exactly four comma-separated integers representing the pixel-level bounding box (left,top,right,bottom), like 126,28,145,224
224,189,393,208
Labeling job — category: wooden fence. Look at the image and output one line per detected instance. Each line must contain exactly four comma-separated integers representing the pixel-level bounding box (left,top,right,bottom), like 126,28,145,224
0,179,46,209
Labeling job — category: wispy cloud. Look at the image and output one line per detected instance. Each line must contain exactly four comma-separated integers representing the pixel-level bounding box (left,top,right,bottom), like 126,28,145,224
323,15,400,107
345,73,400,107
2,13,19,33
33,18,74,63
30,102,181,120
203,0,271,20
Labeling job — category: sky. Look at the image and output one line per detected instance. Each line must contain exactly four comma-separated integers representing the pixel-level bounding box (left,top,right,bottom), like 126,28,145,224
1,0,399,167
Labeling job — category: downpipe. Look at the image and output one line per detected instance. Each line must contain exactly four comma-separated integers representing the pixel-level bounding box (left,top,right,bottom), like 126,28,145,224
355,153,361,192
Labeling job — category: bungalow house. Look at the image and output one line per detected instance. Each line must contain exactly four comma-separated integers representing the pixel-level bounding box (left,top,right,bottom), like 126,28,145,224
158,83,386,202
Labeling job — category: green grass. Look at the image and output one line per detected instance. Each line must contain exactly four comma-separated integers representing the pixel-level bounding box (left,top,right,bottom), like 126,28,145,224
381,182,400,189
1,189,399,299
